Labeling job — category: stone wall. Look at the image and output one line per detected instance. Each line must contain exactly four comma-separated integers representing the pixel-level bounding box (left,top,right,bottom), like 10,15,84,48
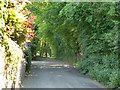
15,61,26,88
0,39,26,89
0,45,6,89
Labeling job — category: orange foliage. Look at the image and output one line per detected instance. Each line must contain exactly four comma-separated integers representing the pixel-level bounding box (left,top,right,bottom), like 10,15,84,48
22,9,37,41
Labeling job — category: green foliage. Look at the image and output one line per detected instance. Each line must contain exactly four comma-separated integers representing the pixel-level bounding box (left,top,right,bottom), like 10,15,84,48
27,2,119,88
61,3,119,88
76,54,119,88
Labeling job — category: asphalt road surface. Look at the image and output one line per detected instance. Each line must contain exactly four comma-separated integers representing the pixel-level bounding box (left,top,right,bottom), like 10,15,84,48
22,59,105,88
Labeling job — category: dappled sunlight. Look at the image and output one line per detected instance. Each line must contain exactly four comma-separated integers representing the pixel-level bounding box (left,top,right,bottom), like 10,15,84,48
26,74,38,77
31,60,71,69
49,64,69,67
22,60,105,88
1,0,118,88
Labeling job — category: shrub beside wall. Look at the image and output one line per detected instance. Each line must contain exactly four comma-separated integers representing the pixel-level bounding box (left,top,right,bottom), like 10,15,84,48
0,0,35,88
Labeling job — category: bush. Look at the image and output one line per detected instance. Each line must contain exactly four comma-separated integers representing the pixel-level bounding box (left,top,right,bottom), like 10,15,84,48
76,54,119,88
0,0,35,88
27,2,119,88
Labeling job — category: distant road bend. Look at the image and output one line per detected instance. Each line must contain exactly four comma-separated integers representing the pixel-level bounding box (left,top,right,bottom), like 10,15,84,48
22,58,105,88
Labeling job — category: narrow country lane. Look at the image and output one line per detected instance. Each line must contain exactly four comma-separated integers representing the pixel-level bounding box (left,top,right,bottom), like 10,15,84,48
21,58,105,88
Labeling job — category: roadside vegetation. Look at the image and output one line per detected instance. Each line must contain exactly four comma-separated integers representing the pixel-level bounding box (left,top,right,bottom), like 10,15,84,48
0,0,119,89
27,2,119,89
0,0,36,88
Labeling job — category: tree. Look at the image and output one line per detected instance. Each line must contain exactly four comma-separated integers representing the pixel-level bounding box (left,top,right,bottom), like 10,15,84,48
27,2,119,88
